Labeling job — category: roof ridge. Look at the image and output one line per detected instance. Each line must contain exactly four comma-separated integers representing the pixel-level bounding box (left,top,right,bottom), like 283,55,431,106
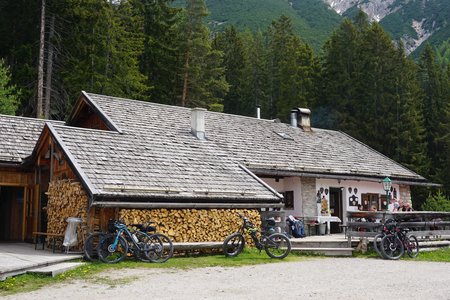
85,92,280,123
0,114,64,123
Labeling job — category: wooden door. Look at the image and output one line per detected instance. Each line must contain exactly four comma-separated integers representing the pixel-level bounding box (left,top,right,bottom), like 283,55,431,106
329,188,342,233
0,187,24,241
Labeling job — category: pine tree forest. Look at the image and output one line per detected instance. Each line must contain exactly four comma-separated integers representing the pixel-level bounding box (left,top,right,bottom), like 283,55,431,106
0,0,449,207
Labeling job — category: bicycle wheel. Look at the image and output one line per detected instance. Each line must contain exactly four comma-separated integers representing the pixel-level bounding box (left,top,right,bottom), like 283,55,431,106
223,232,245,257
372,233,384,258
405,235,419,258
97,233,128,263
144,233,174,263
264,233,291,259
380,234,404,260
83,232,107,262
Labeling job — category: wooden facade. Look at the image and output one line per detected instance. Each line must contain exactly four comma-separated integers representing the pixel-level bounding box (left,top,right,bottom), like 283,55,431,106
0,166,37,241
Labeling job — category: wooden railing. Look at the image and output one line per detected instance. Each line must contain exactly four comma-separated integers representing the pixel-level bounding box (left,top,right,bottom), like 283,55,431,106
345,211,450,247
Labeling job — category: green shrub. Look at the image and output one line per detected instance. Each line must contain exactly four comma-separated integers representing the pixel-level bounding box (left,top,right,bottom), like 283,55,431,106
421,191,450,212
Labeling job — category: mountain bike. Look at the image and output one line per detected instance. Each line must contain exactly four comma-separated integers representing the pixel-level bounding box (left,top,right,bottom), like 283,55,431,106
97,220,174,263
84,231,108,262
372,219,396,258
380,226,419,260
223,214,291,259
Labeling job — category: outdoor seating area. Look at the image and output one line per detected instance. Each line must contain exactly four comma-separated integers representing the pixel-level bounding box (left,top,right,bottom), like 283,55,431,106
345,211,450,246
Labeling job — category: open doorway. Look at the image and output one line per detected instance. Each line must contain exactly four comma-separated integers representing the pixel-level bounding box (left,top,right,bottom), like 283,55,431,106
0,186,24,241
329,187,342,233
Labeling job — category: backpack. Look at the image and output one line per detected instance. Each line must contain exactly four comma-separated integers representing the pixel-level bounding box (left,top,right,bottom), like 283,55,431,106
287,216,305,238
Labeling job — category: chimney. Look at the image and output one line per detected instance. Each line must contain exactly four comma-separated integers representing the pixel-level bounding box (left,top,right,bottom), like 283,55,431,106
290,109,298,127
298,108,311,132
256,105,261,119
191,108,206,139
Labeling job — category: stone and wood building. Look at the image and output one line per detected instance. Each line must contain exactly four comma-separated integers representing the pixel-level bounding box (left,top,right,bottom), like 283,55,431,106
0,91,433,243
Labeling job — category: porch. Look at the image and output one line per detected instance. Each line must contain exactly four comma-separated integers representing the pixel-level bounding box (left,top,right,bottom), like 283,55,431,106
0,243,82,281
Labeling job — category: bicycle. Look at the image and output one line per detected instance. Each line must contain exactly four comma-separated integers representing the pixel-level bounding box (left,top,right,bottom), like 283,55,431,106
372,219,397,258
97,220,174,263
84,231,109,262
223,214,291,259
380,225,419,260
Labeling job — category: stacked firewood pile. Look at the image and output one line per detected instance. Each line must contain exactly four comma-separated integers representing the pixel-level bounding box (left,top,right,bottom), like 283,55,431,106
46,180,88,249
119,208,261,243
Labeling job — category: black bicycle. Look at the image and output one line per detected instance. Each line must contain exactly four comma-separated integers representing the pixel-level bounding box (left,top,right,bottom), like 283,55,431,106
380,226,419,260
83,231,108,262
97,220,174,263
223,214,291,259
372,219,397,258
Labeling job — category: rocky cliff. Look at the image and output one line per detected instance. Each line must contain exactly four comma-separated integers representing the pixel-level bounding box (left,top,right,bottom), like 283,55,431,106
322,0,447,54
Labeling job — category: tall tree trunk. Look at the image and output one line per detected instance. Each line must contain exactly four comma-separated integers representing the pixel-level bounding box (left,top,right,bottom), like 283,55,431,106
37,0,46,118
181,52,190,107
44,15,55,119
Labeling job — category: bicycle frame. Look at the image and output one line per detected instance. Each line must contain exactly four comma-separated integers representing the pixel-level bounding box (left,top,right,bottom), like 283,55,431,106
238,216,273,250
110,222,147,252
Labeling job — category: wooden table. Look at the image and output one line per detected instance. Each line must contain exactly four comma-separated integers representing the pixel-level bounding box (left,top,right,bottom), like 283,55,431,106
316,216,342,235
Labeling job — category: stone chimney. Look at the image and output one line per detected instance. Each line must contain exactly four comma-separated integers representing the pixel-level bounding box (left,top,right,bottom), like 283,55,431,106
298,108,311,132
191,108,206,139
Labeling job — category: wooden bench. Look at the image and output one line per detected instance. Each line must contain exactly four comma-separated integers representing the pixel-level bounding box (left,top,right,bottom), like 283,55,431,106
33,232,65,253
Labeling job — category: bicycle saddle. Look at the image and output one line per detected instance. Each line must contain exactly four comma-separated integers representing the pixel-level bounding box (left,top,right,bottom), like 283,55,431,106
130,223,156,233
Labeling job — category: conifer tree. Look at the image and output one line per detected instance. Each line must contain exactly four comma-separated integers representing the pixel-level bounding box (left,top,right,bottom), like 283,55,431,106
0,0,40,116
266,15,316,121
418,46,448,174
318,18,362,131
319,14,428,176
240,30,270,118
212,26,246,115
418,44,450,195
178,0,228,109
0,59,20,115
58,0,147,113
140,0,181,105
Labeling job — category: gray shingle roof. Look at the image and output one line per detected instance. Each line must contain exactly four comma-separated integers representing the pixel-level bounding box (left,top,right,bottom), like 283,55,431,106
50,122,281,202
85,93,425,183
0,115,62,163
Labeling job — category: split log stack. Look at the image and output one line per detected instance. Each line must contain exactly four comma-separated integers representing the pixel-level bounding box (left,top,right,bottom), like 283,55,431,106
119,208,261,243
46,180,88,249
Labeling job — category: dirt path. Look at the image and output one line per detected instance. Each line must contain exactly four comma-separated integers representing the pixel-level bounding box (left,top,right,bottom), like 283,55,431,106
5,257,450,300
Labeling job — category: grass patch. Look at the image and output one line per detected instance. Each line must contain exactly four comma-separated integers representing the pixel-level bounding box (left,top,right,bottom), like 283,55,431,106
406,247,450,262
353,247,450,262
0,248,310,296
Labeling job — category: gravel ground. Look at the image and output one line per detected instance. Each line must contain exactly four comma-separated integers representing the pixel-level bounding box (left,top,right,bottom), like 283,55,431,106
5,257,450,300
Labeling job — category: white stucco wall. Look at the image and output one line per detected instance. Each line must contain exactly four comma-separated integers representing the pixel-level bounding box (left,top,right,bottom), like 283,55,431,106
262,177,302,216
316,178,401,213
262,176,401,219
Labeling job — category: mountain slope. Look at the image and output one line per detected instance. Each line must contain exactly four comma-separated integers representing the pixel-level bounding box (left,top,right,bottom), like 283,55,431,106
175,0,450,56
175,0,342,50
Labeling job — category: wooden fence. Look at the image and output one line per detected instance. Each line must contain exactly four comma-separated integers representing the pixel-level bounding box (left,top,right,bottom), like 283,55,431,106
345,211,450,247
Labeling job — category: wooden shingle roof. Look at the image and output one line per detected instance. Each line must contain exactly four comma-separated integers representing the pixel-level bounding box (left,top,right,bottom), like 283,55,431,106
49,116,282,205
84,93,426,185
0,114,62,164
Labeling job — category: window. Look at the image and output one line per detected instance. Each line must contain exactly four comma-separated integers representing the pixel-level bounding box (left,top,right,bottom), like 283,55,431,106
361,194,381,210
282,191,294,210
